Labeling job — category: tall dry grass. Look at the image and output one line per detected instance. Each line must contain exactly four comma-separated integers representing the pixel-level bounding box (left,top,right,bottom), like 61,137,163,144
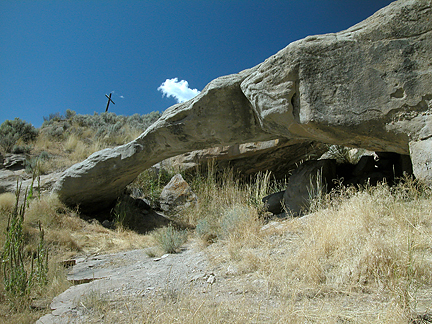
160,171,432,322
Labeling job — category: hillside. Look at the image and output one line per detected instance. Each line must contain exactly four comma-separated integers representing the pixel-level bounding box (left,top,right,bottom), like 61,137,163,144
0,112,432,323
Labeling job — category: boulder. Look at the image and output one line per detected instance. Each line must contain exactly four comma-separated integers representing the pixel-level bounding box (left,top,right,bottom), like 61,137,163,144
346,152,413,186
159,174,197,213
54,69,279,212
262,191,285,215
352,156,377,177
0,169,62,195
54,0,432,212
241,0,432,156
283,159,337,216
409,138,432,186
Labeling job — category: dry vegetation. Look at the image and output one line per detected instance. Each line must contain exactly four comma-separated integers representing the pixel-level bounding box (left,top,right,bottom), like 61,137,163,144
65,174,432,324
166,173,432,323
1,113,432,323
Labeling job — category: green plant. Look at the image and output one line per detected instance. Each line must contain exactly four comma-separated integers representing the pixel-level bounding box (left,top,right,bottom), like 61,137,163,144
195,218,217,243
129,167,177,205
2,184,29,298
112,197,135,230
152,224,188,253
11,144,33,154
43,112,64,122
0,118,38,153
2,183,48,308
65,109,76,119
219,205,252,240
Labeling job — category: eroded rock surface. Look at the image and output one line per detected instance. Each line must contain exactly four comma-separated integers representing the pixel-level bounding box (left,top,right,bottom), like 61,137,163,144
54,0,432,212
159,139,327,179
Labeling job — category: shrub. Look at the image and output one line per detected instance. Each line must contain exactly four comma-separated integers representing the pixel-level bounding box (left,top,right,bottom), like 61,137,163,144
43,112,64,122
325,144,366,164
152,224,188,254
40,110,161,147
112,197,135,230
219,205,253,240
0,118,38,153
11,144,32,154
65,109,76,119
129,167,177,206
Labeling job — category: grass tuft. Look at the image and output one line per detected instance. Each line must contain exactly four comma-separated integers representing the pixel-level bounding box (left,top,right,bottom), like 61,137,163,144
152,224,188,254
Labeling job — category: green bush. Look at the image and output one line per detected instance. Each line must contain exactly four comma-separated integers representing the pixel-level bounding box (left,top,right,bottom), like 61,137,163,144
152,225,188,254
65,109,76,119
112,197,135,230
43,112,64,122
11,144,32,154
219,205,251,240
0,118,38,153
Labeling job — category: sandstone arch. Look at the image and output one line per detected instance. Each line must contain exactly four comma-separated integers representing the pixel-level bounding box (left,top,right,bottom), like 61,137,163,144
54,0,432,212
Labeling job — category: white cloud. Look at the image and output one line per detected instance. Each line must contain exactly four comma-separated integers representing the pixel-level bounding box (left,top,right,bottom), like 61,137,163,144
110,90,124,99
158,78,200,103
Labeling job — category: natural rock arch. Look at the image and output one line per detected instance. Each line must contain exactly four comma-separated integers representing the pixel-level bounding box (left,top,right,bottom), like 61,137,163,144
54,0,432,212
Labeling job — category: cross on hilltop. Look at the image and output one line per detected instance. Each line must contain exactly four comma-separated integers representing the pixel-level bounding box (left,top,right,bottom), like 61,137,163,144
105,93,115,112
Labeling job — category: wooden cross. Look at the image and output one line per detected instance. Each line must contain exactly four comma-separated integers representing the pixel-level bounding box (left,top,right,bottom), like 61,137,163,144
105,93,115,112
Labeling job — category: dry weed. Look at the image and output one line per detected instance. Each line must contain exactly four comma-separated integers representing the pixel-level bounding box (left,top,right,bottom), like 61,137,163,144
0,193,15,213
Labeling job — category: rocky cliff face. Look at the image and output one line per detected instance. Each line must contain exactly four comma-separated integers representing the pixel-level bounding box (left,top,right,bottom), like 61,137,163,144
54,0,432,212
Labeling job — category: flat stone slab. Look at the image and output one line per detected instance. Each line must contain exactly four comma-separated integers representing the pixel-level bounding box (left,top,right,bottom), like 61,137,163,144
37,246,210,324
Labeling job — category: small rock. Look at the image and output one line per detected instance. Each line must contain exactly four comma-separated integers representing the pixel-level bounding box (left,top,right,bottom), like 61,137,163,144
190,273,206,282
153,254,169,262
207,273,216,285
102,220,114,229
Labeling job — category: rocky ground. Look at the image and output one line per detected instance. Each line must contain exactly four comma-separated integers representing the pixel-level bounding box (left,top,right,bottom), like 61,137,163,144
37,223,432,324
36,239,283,324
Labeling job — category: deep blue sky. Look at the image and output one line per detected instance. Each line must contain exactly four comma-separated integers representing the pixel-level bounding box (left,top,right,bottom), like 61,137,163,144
1,0,394,128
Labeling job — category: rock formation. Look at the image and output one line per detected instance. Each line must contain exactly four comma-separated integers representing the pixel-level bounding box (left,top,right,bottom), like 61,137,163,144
263,152,413,217
158,139,327,179
159,174,197,213
54,0,432,212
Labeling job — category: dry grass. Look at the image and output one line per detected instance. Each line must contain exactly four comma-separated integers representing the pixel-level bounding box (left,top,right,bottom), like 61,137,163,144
0,192,156,323
32,125,136,172
113,170,430,323
196,177,432,322
0,193,15,215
